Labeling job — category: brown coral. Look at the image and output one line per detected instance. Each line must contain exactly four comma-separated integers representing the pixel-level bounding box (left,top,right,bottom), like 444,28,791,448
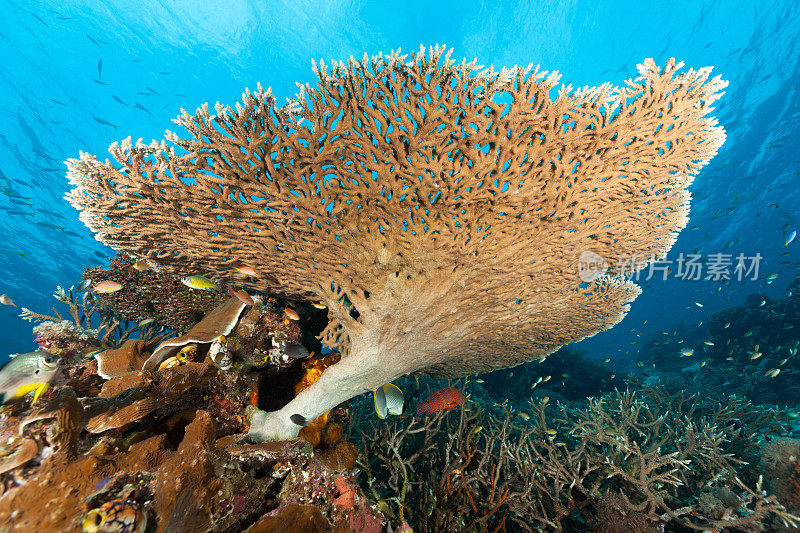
85,252,230,334
244,503,333,533
762,438,800,478
314,441,358,472
95,338,151,379
65,46,727,440
0,438,38,476
143,297,247,370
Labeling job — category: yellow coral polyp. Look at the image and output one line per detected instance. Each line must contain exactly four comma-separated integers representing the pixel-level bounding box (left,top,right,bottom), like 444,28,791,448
294,354,340,446
82,509,106,532
298,411,329,447
294,354,340,396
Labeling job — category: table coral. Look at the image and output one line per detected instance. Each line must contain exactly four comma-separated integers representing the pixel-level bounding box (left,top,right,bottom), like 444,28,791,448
65,46,727,441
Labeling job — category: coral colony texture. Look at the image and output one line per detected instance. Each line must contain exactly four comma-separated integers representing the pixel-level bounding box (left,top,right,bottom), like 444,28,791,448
64,46,728,444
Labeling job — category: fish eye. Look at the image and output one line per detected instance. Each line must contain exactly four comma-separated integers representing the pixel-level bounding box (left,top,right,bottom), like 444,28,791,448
44,355,57,364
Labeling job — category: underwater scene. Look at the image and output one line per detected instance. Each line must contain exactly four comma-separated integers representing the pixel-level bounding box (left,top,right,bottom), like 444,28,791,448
1,0,800,531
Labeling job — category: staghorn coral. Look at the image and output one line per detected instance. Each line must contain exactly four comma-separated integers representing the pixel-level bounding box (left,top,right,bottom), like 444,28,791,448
64,46,727,440
20,284,169,353
350,386,798,532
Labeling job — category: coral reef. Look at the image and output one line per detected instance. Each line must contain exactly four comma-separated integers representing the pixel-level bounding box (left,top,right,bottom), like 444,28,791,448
0,288,376,531
64,46,727,440
351,385,798,532
6,272,800,531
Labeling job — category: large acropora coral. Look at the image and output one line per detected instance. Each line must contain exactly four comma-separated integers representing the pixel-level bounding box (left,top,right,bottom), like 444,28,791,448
64,45,727,440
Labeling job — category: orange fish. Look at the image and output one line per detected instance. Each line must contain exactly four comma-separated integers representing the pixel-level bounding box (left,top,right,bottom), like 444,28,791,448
416,387,467,415
236,266,258,276
284,307,300,321
229,288,254,306
92,280,123,294
132,260,150,271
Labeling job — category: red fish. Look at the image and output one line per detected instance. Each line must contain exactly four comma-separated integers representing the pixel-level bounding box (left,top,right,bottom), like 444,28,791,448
416,387,467,415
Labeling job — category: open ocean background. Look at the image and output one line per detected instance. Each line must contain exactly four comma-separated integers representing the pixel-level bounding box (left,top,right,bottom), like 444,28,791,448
1,0,798,368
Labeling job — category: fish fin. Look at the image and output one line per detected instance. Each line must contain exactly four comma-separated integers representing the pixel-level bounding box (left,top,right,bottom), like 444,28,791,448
13,383,42,400
32,383,49,403
383,383,403,396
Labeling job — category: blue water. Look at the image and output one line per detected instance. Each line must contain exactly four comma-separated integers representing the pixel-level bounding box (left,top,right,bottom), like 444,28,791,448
1,0,798,364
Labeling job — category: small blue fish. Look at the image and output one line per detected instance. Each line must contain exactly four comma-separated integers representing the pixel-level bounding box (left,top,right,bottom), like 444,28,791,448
93,117,119,128
786,230,797,247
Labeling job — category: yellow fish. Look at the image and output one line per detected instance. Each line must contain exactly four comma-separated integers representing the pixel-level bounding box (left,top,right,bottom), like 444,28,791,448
0,351,59,404
180,275,217,290
0,294,16,307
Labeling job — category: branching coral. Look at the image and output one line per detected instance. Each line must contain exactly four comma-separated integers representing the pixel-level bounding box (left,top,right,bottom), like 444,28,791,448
20,286,121,351
350,386,797,532
64,46,727,440
19,284,169,356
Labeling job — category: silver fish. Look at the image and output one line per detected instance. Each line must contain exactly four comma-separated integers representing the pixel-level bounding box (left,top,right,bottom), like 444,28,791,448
280,341,310,359
0,351,59,404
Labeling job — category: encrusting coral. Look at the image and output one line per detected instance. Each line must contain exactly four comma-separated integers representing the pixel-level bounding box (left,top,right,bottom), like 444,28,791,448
0,290,377,531
64,45,727,440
